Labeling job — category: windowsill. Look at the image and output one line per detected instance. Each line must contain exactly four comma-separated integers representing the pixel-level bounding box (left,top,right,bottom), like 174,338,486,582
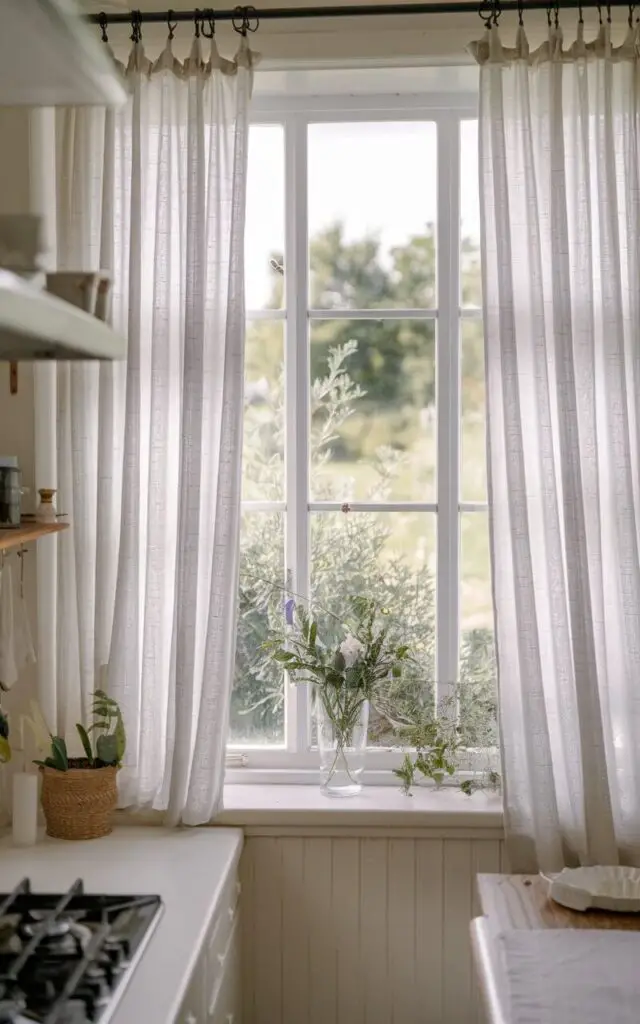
218,784,503,831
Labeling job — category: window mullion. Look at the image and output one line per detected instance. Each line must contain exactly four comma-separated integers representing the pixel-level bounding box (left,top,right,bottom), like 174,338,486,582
435,115,461,708
284,113,310,753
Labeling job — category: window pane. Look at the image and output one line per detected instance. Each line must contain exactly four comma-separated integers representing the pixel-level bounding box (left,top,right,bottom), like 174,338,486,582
242,320,284,501
310,510,436,745
461,319,487,502
460,120,481,308
459,512,497,745
231,512,285,745
308,122,437,309
309,319,436,501
245,125,285,310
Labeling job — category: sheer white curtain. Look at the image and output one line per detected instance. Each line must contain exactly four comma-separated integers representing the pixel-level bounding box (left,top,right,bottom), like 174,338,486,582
471,21,640,871
34,33,255,825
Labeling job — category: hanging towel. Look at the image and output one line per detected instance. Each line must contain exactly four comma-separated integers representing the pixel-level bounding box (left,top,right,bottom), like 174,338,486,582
13,566,35,673
0,565,18,690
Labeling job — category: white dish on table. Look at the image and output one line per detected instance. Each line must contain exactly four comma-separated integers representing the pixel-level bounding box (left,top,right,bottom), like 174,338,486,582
543,865,640,912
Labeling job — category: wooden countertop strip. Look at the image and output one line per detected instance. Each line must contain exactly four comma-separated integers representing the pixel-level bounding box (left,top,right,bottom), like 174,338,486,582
478,874,640,931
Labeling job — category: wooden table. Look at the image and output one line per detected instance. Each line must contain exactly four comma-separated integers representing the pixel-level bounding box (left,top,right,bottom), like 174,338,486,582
471,875,640,1024
477,873,640,931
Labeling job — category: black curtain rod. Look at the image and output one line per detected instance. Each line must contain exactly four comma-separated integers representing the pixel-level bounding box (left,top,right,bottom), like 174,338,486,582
88,0,636,25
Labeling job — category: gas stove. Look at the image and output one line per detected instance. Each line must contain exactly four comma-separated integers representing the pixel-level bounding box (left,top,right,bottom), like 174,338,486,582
0,878,162,1024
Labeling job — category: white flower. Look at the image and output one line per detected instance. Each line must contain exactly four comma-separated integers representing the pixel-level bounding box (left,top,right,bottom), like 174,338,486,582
339,635,365,669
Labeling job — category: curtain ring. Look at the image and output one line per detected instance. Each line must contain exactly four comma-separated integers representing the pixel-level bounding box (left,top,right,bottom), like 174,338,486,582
130,9,142,42
606,2,612,22
553,0,559,28
194,8,202,37
629,3,636,26
200,8,215,38
578,2,584,23
477,0,493,24
98,11,109,43
491,0,502,26
546,2,552,27
517,0,524,27
596,4,603,24
167,9,177,39
232,5,259,35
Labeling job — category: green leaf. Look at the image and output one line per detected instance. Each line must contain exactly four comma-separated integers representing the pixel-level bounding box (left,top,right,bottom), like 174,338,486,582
51,736,69,771
96,733,118,765
272,650,296,663
114,710,126,763
75,723,94,765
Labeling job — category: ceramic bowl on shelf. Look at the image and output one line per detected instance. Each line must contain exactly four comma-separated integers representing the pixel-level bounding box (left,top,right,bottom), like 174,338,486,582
543,865,640,912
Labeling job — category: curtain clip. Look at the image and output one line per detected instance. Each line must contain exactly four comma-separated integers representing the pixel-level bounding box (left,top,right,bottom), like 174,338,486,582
98,11,109,43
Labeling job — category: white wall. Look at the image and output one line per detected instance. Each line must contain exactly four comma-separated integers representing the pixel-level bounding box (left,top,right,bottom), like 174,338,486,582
241,829,506,1024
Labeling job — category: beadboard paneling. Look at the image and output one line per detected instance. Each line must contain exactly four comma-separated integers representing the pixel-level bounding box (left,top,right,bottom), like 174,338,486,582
242,835,503,1024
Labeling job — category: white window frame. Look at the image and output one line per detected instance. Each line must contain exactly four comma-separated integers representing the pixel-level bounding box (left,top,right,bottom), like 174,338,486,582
228,90,490,784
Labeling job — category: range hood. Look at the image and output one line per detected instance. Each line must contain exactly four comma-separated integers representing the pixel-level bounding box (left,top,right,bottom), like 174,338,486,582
0,270,126,360
0,0,127,107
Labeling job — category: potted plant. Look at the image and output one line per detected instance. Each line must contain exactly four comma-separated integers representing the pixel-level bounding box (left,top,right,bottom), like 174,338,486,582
34,690,125,840
264,597,411,796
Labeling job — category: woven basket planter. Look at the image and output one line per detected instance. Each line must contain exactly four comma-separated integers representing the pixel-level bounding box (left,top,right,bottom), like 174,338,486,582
39,761,118,841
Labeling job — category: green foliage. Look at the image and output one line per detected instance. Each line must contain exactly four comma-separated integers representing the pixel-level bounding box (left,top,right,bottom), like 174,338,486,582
76,724,94,765
35,735,69,772
262,597,413,746
391,693,500,796
89,690,126,766
34,690,126,772
232,220,497,752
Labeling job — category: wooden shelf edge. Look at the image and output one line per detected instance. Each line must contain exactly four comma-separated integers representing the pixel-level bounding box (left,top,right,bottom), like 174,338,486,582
0,520,69,553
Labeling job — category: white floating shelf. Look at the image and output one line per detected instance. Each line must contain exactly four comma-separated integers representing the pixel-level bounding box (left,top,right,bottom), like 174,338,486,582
0,270,127,361
0,0,127,107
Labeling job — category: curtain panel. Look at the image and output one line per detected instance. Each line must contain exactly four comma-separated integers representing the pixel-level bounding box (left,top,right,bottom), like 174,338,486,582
34,33,255,825
471,21,640,870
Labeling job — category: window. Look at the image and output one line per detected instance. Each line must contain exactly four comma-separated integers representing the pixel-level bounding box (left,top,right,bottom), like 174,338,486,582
231,97,496,774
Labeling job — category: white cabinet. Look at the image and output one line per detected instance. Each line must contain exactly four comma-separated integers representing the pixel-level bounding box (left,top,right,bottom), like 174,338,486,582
177,871,242,1024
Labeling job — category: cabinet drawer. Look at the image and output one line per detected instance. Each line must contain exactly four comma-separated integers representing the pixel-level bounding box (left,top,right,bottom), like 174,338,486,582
205,872,241,998
208,916,241,1024
177,962,205,1024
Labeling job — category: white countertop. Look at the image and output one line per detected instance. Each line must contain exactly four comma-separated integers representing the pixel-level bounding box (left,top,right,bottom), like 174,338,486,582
0,825,243,1024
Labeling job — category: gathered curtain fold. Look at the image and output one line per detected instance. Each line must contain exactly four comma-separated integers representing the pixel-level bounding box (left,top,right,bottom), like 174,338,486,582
34,34,255,825
471,21,640,870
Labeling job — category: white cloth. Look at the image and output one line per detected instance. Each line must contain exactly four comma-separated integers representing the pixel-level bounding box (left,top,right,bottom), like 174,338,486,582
0,566,17,690
34,34,254,825
500,930,640,1024
471,22,640,870
0,563,36,691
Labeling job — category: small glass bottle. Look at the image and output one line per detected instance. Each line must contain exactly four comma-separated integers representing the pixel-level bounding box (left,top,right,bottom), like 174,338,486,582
36,488,57,524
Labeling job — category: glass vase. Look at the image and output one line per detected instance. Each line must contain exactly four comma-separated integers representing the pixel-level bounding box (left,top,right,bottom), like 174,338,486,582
315,691,369,797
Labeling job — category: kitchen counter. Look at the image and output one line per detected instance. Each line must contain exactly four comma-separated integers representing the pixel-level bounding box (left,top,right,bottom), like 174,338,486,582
0,825,243,1024
471,874,640,1024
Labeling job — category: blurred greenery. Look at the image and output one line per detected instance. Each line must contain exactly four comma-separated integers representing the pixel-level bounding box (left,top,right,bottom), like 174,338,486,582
231,221,496,747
